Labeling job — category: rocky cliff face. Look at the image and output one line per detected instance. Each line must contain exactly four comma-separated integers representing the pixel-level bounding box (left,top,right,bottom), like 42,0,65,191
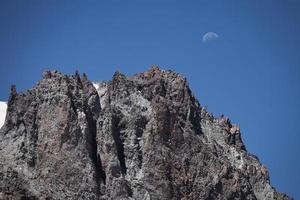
0,67,291,200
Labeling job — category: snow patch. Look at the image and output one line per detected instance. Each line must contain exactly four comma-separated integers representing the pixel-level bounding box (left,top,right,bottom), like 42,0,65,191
0,101,7,128
92,82,99,90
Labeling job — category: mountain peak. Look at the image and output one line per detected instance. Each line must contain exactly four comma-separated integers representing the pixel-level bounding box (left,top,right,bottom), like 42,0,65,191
0,69,291,199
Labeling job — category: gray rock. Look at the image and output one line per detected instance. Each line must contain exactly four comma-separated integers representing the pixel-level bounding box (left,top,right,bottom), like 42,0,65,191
0,67,292,199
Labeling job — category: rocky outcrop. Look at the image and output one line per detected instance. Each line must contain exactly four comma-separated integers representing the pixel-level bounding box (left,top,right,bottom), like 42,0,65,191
0,67,291,199
0,71,102,199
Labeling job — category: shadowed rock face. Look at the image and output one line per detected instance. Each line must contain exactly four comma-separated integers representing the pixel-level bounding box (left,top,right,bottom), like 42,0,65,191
0,67,291,200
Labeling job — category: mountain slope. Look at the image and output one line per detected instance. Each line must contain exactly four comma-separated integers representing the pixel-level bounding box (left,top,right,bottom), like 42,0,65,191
0,67,291,199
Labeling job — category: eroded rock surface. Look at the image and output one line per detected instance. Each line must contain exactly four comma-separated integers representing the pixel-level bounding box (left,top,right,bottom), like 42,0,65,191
0,67,291,199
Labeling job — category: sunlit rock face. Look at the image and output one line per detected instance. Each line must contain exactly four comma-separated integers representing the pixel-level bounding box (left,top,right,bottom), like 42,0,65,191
0,67,291,200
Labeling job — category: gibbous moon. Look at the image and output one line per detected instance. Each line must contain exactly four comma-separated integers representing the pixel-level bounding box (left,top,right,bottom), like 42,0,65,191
202,32,219,43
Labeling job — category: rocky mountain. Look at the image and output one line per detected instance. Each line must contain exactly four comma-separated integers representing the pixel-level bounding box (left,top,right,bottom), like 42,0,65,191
0,67,291,200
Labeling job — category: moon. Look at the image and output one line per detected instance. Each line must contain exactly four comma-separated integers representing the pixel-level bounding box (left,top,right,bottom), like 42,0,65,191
202,32,219,43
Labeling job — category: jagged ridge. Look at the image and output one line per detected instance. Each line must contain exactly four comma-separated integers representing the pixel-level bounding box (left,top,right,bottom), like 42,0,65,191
0,66,292,199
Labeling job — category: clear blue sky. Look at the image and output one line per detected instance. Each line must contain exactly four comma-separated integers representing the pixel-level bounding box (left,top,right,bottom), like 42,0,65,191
0,0,299,198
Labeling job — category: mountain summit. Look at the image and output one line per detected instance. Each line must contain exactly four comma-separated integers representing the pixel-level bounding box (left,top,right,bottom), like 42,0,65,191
0,67,291,199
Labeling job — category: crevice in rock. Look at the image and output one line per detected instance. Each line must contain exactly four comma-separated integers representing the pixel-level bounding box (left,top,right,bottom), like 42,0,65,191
111,114,127,175
134,116,148,169
70,99,77,115
25,110,38,168
97,153,106,184
85,109,105,194
188,106,202,135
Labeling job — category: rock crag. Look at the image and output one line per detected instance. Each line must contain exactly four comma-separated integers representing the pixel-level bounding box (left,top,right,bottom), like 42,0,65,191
0,67,292,199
